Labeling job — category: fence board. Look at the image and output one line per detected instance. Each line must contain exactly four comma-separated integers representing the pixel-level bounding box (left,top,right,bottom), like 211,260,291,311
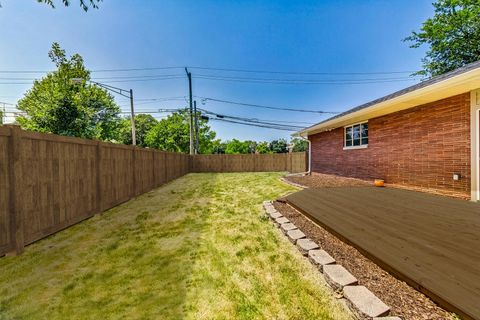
191,152,306,173
21,134,98,245
0,135,10,251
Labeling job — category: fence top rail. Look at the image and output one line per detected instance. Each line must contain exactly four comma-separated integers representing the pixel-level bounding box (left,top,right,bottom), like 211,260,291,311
1,126,189,155
21,129,99,146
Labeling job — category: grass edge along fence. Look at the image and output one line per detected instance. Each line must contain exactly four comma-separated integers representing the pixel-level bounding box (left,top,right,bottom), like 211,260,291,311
0,125,307,257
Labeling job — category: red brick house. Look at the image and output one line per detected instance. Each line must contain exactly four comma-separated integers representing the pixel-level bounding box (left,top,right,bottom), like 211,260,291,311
296,62,480,201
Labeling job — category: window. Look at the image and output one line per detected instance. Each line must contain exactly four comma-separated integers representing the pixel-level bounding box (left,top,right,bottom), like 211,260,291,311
344,122,368,149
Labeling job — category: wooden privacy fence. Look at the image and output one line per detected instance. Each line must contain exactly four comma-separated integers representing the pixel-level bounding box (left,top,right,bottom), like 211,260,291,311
0,126,189,256
191,152,307,173
0,126,307,256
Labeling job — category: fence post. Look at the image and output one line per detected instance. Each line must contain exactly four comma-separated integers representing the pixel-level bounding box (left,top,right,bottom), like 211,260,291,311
95,141,102,213
7,126,24,255
132,147,137,197
287,153,291,173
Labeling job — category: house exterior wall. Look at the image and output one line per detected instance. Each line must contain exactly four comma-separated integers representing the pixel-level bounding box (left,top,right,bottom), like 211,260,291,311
309,93,471,198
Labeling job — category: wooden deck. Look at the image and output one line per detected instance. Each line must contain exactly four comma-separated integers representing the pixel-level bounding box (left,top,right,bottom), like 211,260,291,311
284,187,480,320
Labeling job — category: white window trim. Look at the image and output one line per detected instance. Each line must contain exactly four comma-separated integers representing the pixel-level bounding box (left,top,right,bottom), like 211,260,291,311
344,121,368,150
470,90,480,202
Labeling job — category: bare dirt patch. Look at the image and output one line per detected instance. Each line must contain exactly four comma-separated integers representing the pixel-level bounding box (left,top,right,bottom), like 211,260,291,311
285,173,371,188
273,201,454,320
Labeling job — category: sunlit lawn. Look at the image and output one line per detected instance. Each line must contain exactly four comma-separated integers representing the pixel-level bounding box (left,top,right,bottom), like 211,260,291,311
0,172,351,320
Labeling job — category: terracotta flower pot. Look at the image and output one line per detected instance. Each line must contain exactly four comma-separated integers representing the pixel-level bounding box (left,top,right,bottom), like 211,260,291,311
374,179,385,187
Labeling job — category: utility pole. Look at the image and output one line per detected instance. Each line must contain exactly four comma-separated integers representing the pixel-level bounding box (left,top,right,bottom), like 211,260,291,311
194,100,200,154
129,89,136,146
185,68,194,155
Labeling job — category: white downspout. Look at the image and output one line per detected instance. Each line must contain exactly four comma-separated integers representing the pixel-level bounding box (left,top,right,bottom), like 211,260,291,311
299,135,311,175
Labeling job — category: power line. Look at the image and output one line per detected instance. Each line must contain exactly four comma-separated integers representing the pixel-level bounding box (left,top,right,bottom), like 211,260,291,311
195,75,418,85
195,74,417,82
198,96,338,114
188,66,418,75
0,66,419,75
208,117,299,131
198,108,306,129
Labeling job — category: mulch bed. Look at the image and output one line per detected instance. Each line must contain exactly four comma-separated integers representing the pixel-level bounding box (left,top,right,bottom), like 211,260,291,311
272,201,454,320
285,173,469,200
285,173,371,188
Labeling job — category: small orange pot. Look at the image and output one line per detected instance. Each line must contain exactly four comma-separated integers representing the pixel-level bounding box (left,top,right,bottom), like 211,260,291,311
374,179,385,187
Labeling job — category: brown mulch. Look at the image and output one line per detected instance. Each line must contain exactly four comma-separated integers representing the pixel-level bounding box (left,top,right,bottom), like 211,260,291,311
285,173,371,188
285,173,469,200
272,201,454,320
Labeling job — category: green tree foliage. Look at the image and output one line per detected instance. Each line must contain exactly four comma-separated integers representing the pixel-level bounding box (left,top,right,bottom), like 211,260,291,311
16,43,120,140
117,114,158,147
38,0,101,11
291,138,308,152
405,0,480,77
210,139,226,154
255,141,272,154
224,139,251,154
0,110,3,125
145,110,216,153
269,139,288,153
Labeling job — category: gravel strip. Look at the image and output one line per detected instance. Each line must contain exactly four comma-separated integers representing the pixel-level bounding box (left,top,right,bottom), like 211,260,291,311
273,201,454,320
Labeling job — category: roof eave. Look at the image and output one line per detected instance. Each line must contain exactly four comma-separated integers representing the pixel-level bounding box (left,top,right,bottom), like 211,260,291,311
296,66,480,137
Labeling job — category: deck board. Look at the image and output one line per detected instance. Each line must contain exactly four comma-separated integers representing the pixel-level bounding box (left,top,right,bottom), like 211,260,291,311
285,187,480,320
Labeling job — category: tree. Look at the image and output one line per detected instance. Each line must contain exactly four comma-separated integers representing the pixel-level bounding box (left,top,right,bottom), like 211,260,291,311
269,139,288,153
291,138,308,152
405,0,480,77
145,110,217,153
16,43,121,141
255,141,272,154
117,114,158,147
38,0,101,11
224,139,250,154
211,139,226,154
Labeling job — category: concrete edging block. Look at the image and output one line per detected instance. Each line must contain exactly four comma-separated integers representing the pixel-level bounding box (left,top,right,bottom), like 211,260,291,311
286,229,306,243
323,264,358,291
296,238,319,255
308,249,335,272
280,222,297,233
275,216,290,225
343,285,390,319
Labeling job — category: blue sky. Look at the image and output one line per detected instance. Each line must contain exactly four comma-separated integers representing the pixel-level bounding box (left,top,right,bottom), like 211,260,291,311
0,0,433,141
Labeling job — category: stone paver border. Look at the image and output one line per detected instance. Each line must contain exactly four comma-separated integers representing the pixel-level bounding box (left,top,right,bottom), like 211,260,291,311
262,200,398,320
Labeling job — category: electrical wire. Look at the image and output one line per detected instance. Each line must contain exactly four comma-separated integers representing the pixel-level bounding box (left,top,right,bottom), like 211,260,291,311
195,75,418,85
197,96,338,114
198,108,306,129
208,117,299,131
0,66,419,75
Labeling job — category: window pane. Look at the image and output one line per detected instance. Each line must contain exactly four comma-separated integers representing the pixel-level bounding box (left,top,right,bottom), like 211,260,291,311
353,139,360,146
361,123,368,138
361,137,368,145
353,125,361,140
345,127,352,140
345,139,352,147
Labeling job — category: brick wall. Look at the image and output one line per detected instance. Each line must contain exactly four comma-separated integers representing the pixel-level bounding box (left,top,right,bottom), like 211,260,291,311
309,93,471,198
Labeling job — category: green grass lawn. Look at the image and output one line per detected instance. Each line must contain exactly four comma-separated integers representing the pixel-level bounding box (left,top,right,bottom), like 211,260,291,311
0,173,351,320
